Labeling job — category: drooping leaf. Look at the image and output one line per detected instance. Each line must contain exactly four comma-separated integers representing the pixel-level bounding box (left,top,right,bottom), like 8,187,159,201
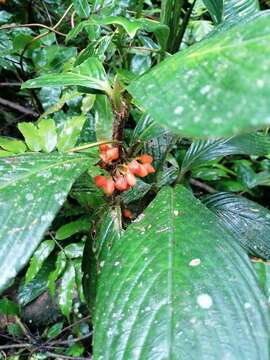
57,115,86,152
203,0,223,24
94,186,269,359
59,262,75,318
56,217,90,240
0,137,26,154
73,0,91,18
181,133,270,175
66,17,169,51
18,123,42,152
128,14,270,137
203,192,270,259
25,240,55,284
17,258,55,306
48,251,67,297
94,95,114,141
38,118,58,153
0,152,96,294
22,57,112,97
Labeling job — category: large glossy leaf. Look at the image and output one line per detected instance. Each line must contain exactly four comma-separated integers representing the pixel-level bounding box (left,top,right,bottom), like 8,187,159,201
181,133,270,175
203,0,223,24
254,261,270,302
0,152,96,294
83,206,123,309
223,0,259,23
128,14,270,137
203,192,270,259
22,57,112,97
94,186,269,359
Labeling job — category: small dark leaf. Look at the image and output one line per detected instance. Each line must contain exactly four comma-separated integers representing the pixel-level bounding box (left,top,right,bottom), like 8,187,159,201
203,192,270,259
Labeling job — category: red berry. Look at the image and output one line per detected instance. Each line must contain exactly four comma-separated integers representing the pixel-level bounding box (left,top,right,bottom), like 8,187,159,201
126,172,137,187
123,209,133,219
143,163,155,174
137,164,148,177
138,154,153,164
106,147,119,162
103,177,115,196
94,175,107,188
99,144,110,152
115,175,128,191
128,160,141,174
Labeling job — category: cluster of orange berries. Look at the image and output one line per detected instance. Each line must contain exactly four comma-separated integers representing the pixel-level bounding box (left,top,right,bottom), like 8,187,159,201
94,144,155,196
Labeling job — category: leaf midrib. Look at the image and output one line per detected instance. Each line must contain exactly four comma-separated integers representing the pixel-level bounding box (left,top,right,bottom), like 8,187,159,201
0,156,89,191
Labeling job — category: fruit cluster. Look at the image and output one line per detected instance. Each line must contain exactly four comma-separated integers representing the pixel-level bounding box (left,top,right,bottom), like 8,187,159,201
94,144,155,196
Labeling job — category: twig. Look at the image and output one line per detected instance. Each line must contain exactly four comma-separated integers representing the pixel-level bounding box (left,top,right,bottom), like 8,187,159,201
189,178,217,194
50,332,92,345
0,97,39,117
45,351,92,360
71,11,76,28
15,316,33,342
45,315,91,343
0,23,66,36
19,4,73,74
0,343,32,350
68,140,120,153
0,82,21,86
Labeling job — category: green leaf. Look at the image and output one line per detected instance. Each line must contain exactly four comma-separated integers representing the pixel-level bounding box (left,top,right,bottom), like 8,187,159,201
48,251,67,296
122,179,152,205
181,133,270,175
64,243,85,258
18,119,57,153
203,0,223,24
38,118,58,153
94,95,114,141
47,322,64,339
66,17,169,51
94,206,123,263
0,299,19,316
18,123,42,152
57,115,86,152
203,192,270,259
17,258,55,306
0,137,26,154
94,186,269,359
130,114,169,144
73,0,91,18
223,0,259,24
25,240,55,284
128,14,270,137
0,153,95,294
83,206,122,309
22,57,112,97
59,262,75,318
254,261,270,302
56,217,90,240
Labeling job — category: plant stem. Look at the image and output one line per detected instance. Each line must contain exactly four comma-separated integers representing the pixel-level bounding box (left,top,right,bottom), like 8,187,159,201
161,0,185,53
173,0,197,52
68,140,120,153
